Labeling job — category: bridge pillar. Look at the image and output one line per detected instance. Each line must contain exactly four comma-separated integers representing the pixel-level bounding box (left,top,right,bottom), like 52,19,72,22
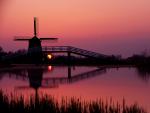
67,52,71,65
68,66,71,79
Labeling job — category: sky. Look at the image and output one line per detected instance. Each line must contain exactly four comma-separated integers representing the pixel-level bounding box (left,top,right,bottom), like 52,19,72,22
0,0,150,57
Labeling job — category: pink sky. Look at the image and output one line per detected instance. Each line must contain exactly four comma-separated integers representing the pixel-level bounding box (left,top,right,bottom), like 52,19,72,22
0,0,150,57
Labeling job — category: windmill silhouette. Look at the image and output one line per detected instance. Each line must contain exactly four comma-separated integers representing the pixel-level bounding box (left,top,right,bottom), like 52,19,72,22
14,17,58,63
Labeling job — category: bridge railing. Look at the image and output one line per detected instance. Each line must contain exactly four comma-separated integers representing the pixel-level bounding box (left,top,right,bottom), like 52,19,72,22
42,46,109,58
43,67,106,85
68,46,104,57
70,47,92,56
42,46,69,52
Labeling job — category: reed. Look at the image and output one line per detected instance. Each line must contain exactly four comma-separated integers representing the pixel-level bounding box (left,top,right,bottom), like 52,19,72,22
0,91,147,113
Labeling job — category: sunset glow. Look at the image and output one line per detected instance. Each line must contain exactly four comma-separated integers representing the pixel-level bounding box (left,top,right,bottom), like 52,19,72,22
0,0,150,57
1,1,150,112
47,54,52,59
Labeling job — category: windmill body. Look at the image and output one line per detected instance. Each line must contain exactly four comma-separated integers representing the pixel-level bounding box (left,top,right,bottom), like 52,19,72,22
14,17,58,63
28,36,43,63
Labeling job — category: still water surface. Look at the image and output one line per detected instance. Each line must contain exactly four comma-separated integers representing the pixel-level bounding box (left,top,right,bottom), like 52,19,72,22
0,66,150,112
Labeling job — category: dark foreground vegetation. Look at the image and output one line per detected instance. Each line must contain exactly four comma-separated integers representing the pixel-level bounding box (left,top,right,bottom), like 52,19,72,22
0,91,147,113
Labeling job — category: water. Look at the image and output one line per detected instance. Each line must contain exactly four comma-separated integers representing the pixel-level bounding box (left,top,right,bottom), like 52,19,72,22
0,66,150,112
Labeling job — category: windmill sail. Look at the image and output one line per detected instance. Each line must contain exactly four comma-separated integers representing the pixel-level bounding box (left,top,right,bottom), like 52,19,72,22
14,17,58,41
14,36,31,41
40,38,58,40
34,17,37,36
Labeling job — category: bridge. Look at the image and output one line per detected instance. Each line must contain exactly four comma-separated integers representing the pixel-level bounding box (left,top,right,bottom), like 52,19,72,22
42,46,109,59
2,46,110,61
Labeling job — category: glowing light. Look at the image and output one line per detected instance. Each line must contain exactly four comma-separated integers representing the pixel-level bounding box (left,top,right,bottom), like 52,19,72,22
47,54,52,59
48,65,52,71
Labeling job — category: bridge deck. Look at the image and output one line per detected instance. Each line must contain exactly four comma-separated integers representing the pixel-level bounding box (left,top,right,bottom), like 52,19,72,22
42,46,109,58
2,46,109,60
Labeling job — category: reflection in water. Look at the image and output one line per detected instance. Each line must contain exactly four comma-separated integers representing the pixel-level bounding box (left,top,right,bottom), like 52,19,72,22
26,68,43,102
0,66,150,112
136,67,150,82
1,66,150,88
0,66,106,102
43,66,106,86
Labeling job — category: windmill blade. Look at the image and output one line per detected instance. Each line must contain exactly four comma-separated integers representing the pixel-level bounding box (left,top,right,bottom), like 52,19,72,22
14,36,31,41
15,85,58,90
15,86,31,90
14,39,30,41
34,17,38,36
39,38,58,40
40,85,59,88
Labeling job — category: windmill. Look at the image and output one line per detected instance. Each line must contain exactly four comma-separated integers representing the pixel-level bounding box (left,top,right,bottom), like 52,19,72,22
14,17,58,63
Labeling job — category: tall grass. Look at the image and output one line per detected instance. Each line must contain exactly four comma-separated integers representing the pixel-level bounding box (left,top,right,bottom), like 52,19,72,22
0,91,147,113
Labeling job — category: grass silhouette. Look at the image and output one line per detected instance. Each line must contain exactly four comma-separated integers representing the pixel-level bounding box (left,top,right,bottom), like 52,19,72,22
0,90,147,113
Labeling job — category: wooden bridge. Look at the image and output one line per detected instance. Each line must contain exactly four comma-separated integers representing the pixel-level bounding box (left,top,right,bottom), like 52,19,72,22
42,46,109,59
2,46,110,61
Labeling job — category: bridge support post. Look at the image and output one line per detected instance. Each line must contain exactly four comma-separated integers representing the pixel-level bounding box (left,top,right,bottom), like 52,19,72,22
68,66,71,79
67,52,72,81
67,52,71,65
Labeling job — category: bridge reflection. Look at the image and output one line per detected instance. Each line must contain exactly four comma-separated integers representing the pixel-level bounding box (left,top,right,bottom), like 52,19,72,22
43,66,106,86
0,66,106,88
0,66,106,103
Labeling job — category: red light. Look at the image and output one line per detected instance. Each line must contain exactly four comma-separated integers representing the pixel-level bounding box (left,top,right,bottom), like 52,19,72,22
48,65,52,71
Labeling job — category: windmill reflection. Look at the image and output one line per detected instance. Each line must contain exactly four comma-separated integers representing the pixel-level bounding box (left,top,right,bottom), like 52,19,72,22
27,68,45,100
15,67,58,103
0,66,106,102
